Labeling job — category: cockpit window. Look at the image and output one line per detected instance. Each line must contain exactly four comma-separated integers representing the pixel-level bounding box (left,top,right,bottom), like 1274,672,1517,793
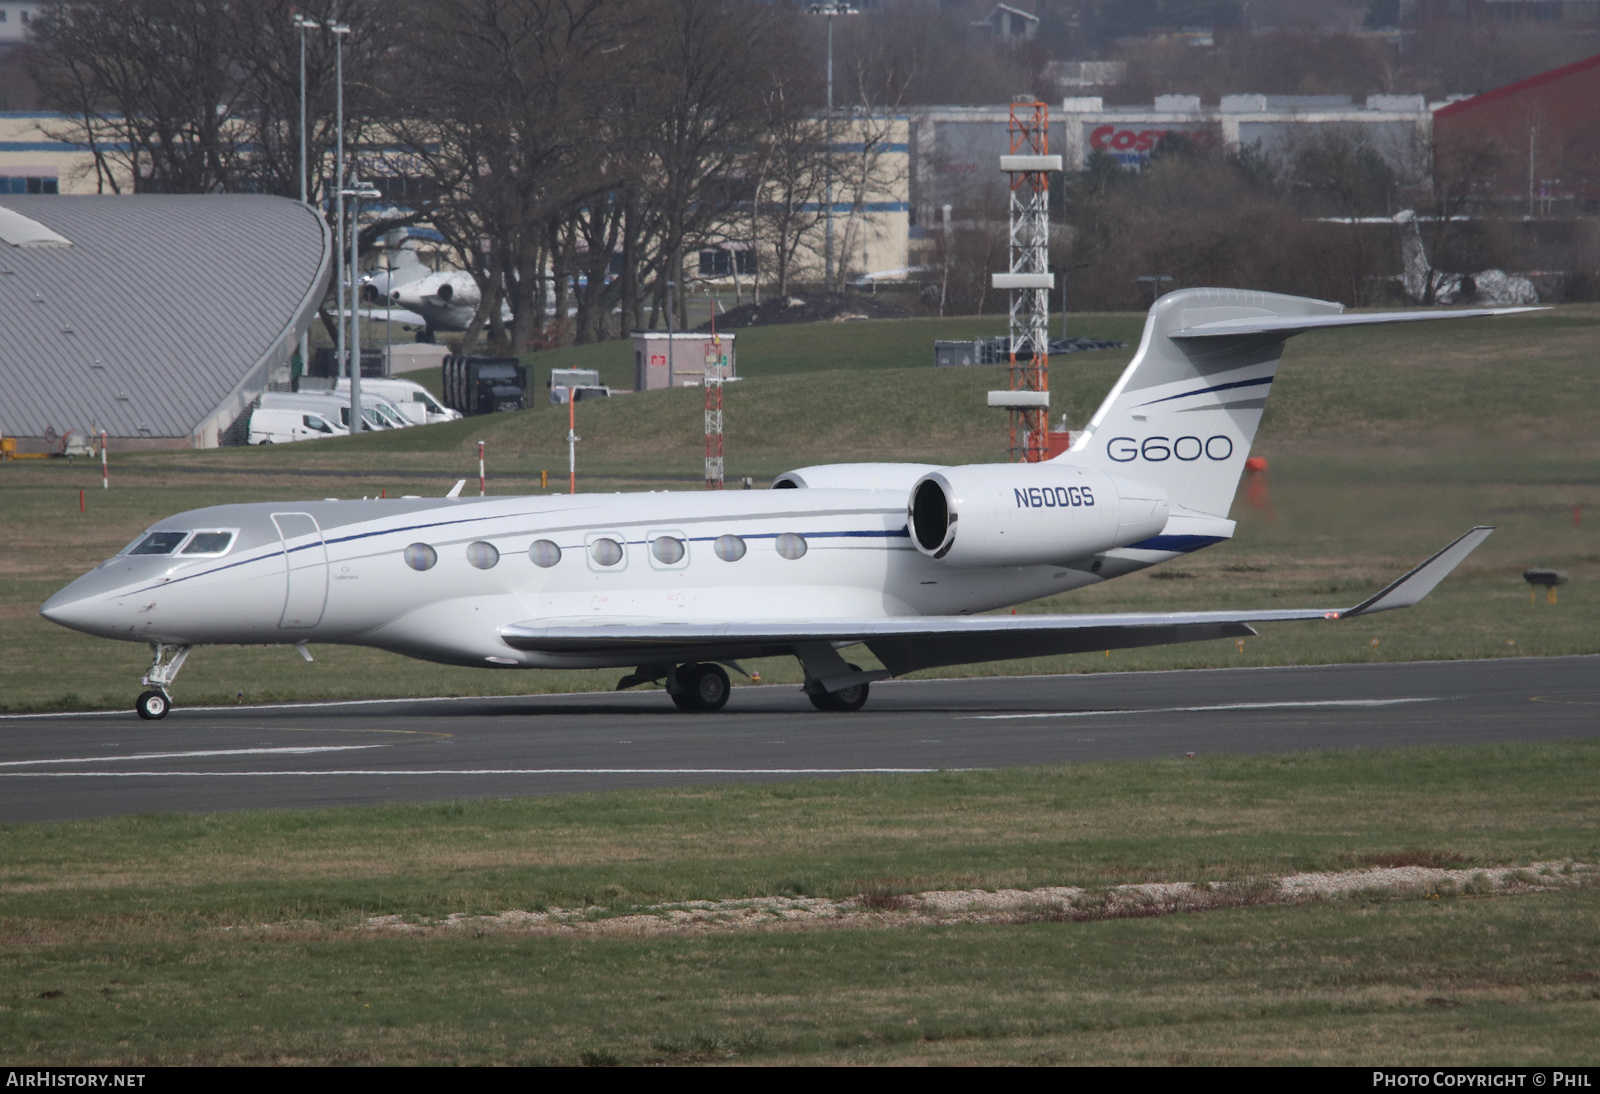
182,532,234,555
128,531,188,556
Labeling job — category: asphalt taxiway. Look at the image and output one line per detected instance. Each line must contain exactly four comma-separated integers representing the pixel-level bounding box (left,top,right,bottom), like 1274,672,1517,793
1,655,1595,822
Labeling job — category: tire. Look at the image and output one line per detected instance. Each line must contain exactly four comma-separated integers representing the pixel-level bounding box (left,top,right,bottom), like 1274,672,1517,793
807,664,870,712
670,662,730,713
135,690,169,720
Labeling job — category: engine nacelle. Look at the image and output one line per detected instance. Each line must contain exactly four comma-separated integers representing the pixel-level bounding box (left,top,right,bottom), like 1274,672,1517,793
908,463,1169,567
774,463,942,492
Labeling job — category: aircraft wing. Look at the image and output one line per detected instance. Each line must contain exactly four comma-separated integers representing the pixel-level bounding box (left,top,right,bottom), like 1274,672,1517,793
500,527,1491,678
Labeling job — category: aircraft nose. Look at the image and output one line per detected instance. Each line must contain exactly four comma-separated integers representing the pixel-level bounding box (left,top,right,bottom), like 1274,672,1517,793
39,587,97,632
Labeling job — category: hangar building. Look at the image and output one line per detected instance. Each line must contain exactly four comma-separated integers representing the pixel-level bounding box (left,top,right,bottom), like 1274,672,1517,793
0,195,330,451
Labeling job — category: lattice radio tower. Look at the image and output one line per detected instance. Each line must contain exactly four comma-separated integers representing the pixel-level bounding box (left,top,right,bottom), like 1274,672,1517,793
996,100,1060,462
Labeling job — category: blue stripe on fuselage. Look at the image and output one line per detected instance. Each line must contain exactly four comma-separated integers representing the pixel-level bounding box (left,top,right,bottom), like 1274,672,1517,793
1123,534,1227,552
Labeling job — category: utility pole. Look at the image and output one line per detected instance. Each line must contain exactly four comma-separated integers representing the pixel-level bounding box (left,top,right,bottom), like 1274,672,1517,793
331,22,350,388
342,181,380,435
294,13,319,386
808,4,858,291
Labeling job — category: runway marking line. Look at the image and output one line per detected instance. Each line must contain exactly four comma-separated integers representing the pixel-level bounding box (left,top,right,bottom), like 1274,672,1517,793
0,745,387,768
0,767,958,778
967,698,1441,720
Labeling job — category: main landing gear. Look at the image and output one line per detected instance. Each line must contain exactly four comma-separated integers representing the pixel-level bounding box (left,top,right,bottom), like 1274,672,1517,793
807,664,871,712
135,642,192,720
614,651,884,714
667,662,731,713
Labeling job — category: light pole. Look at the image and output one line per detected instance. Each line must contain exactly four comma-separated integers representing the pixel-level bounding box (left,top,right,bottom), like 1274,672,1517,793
330,22,350,386
293,13,319,387
808,3,857,291
342,182,381,436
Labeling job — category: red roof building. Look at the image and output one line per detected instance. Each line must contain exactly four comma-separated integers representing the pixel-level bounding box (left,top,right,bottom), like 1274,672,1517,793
1433,52,1600,206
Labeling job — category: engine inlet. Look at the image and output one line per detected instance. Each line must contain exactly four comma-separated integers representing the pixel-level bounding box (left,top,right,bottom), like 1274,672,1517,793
911,478,951,553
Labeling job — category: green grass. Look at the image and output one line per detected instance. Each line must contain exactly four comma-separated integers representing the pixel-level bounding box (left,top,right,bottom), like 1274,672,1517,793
2,743,1597,1064
2,307,1597,711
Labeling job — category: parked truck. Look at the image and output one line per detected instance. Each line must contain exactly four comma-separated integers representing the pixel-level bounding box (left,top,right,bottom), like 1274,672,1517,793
441,356,527,416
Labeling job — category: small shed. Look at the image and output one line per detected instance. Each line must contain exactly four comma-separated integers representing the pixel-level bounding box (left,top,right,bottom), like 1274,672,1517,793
631,331,737,391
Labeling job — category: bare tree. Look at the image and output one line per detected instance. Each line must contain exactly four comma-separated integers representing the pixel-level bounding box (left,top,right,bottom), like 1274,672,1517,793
626,0,793,329
31,0,398,199
396,0,637,353
751,81,830,299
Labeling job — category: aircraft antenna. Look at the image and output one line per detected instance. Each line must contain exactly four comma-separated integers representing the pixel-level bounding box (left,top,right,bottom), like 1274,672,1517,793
994,101,1060,463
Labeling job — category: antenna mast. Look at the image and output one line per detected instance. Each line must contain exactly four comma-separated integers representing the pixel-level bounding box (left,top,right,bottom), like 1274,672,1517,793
995,101,1060,462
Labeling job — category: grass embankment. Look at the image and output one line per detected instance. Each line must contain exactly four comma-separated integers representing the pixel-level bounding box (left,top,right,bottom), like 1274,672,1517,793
2,742,1597,1064
2,308,1597,710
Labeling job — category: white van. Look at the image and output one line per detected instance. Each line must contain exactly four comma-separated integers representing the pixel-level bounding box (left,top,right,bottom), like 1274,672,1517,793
260,391,406,432
332,378,460,425
247,407,347,445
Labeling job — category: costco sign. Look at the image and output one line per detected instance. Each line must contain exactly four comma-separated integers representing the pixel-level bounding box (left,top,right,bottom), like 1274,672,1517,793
1087,124,1219,166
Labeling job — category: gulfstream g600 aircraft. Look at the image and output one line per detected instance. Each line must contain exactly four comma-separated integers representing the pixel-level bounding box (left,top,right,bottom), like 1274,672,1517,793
42,289,1525,720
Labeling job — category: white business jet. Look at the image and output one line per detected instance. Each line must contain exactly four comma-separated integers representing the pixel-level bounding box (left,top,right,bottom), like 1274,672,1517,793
41,289,1528,720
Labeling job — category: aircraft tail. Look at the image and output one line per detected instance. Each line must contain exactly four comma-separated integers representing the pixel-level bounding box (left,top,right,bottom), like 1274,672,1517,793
1062,287,1536,518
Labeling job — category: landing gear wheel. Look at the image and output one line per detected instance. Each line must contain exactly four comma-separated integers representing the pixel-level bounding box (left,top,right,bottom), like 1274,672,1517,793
135,690,170,720
669,662,730,713
808,664,870,712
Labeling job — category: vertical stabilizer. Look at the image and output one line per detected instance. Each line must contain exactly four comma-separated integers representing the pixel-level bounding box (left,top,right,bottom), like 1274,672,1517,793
1062,288,1341,518
1394,209,1433,302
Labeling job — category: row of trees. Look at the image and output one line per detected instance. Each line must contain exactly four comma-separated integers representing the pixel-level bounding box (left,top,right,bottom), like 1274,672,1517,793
31,0,908,351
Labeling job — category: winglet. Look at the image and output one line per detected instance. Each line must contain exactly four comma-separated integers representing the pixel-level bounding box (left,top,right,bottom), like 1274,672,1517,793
1339,526,1493,618
445,479,466,499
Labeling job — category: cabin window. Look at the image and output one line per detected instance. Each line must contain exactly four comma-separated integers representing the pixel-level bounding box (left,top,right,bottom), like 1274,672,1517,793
129,531,188,556
466,541,500,569
651,536,686,565
303,414,334,434
775,533,808,560
590,538,624,567
528,540,562,567
713,534,746,562
181,531,234,555
403,543,438,571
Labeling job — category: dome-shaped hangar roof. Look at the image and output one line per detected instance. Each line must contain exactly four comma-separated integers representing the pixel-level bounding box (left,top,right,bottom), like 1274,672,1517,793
0,195,331,448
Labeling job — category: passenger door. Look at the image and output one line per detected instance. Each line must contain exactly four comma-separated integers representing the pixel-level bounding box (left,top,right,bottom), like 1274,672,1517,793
271,512,329,629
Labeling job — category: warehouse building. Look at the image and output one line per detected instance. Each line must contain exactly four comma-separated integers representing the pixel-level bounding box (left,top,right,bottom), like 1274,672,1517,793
0,195,331,451
1432,51,1600,208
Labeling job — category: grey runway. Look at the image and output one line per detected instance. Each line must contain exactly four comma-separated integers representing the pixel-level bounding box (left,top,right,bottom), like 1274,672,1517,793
1,655,1595,822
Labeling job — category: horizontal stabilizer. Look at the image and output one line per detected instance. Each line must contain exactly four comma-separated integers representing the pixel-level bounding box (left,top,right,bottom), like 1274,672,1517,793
1169,307,1543,339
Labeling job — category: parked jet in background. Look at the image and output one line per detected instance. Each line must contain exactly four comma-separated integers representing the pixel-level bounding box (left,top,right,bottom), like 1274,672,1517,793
40,289,1530,719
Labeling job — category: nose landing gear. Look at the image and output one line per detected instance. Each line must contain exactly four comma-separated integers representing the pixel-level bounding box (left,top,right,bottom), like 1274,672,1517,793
135,643,192,720
135,690,169,720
